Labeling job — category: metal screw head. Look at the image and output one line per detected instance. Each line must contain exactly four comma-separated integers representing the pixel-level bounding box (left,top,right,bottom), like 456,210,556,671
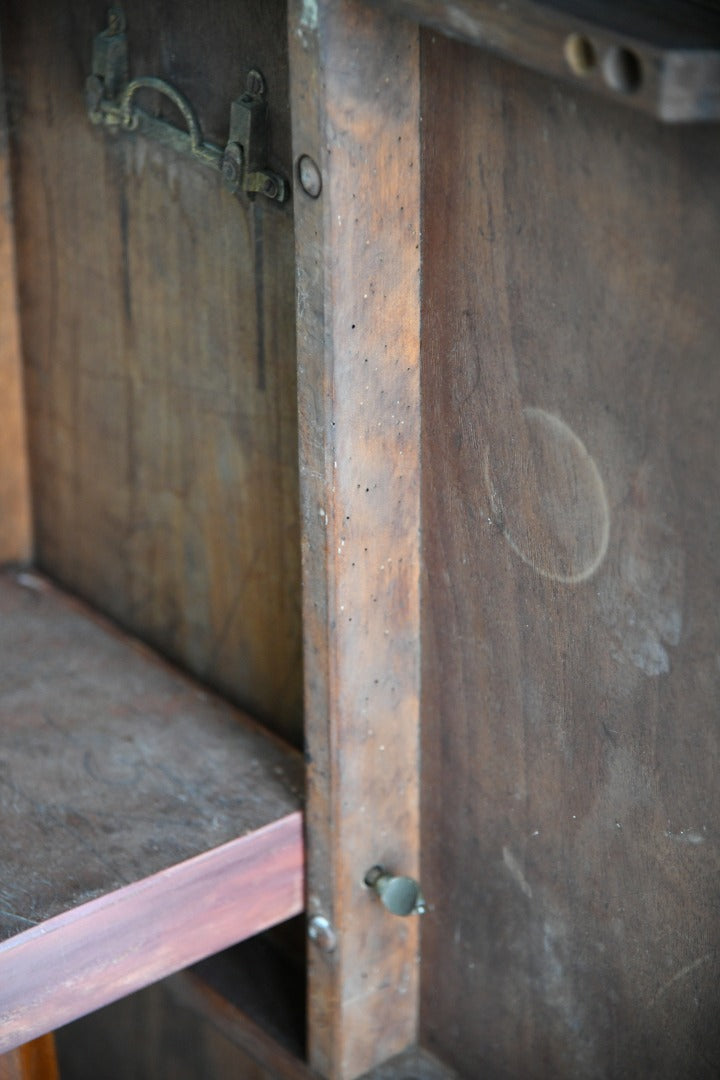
364,865,426,917
221,142,243,193
308,914,337,953
298,154,322,198
107,7,127,35
245,69,266,98
262,175,279,199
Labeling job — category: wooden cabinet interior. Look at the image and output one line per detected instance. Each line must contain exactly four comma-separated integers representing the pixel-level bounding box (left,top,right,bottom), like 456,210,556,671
4,0,302,745
0,0,306,1063
0,571,303,1051
2,0,720,1078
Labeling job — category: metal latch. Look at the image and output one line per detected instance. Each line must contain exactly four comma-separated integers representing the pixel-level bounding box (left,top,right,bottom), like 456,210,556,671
85,7,287,204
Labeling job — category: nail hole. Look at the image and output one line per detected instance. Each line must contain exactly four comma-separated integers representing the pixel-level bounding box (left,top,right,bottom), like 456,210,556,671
564,33,596,76
602,46,642,94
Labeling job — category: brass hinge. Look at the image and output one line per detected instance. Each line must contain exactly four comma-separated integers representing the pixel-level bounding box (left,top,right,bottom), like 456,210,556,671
85,7,288,204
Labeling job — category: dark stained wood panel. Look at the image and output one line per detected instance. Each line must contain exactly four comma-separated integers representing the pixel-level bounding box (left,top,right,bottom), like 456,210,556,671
55,964,456,1080
55,976,302,1080
2,0,302,744
420,32,720,1080
0,569,303,1051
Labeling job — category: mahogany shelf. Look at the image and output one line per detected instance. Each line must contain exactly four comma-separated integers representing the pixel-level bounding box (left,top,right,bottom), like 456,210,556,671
0,569,304,1053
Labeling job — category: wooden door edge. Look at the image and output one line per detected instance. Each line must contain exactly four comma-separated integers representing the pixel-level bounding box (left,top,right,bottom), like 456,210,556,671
289,2,422,1077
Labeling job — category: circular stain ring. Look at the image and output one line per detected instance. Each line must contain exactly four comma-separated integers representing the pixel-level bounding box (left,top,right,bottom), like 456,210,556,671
490,407,610,585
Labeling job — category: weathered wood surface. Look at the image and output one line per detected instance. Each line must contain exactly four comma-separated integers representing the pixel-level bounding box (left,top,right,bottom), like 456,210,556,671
0,570,303,940
0,36,31,565
2,0,302,743
0,569,303,1051
1,818,303,1055
420,32,720,1079
365,0,720,122
289,1,422,1076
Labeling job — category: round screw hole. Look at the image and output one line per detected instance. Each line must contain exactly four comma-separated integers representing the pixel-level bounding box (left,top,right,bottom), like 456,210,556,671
602,46,642,94
564,34,596,76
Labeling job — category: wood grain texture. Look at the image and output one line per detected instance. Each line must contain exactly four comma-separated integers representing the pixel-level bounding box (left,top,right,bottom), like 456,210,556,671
0,814,303,1054
364,0,720,121
0,568,304,1050
0,816,302,1054
0,1036,59,1080
289,2,422,1076
0,35,31,565
420,32,720,1079
0,569,303,942
2,0,302,743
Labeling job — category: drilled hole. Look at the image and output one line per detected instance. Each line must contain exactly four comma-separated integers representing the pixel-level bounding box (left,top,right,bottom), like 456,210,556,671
602,46,642,94
564,33,596,76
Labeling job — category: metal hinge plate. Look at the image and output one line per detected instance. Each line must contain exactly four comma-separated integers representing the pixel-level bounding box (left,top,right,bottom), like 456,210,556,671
85,7,288,204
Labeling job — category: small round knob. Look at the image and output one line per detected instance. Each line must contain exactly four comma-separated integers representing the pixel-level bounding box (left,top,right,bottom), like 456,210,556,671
364,865,426,917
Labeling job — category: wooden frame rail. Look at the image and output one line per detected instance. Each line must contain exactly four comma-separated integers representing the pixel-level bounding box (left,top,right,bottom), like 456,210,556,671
290,2,422,1076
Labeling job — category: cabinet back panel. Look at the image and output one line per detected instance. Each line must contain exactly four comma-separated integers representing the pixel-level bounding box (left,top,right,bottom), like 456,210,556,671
3,0,302,741
420,33,720,1079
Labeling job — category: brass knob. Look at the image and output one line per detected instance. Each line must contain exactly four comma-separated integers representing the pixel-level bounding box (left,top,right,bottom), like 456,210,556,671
364,865,426,917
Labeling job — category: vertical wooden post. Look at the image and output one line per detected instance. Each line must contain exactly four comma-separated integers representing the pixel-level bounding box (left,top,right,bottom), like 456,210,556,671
0,40,32,564
289,2,421,1076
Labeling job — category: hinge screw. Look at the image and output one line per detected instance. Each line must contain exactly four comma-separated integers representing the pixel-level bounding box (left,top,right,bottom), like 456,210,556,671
246,69,265,98
221,142,243,193
308,914,337,953
107,6,126,35
298,154,322,198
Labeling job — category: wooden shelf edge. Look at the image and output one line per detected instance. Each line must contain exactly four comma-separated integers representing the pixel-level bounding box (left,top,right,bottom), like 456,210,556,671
0,812,304,1054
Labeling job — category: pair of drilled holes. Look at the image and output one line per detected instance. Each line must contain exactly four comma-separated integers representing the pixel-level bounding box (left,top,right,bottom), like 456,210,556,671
564,33,643,94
